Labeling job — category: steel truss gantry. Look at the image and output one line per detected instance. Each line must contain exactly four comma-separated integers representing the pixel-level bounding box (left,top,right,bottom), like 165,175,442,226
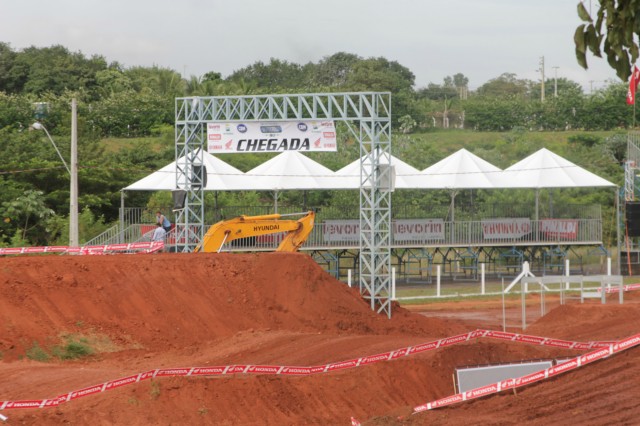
174,92,394,317
626,131,640,201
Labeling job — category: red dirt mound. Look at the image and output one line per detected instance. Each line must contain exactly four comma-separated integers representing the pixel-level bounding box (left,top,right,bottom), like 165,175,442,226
366,299,640,425
0,252,638,425
0,252,463,360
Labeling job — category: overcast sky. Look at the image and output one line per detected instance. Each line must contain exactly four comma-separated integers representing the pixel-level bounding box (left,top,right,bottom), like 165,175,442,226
0,0,620,91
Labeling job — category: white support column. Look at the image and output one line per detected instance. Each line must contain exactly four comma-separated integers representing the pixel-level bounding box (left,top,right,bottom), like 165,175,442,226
69,98,79,247
391,267,396,300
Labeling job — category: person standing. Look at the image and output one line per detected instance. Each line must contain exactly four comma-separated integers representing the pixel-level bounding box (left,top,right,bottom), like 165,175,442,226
152,223,167,242
151,223,167,252
156,211,171,233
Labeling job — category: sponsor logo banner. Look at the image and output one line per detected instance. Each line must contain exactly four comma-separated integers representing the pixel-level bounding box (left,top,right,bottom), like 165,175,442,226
481,218,531,239
207,121,337,153
541,219,579,239
323,220,360,242
393,219,445,242
322,219,445,243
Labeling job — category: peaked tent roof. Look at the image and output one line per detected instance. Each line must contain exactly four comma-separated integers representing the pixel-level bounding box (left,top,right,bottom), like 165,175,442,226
124,152,250,191
333,154,422,189
502,148,615,188
414,148,503,189
245,151,340,190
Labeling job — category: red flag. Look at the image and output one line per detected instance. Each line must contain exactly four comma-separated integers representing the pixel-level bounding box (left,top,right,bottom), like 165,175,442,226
626,65,640,105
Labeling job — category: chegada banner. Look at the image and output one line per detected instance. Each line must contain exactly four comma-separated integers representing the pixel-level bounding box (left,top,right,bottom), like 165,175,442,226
207,121,337,153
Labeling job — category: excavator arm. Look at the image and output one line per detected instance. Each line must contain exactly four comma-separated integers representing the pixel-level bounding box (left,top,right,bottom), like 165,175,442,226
194,211,315,253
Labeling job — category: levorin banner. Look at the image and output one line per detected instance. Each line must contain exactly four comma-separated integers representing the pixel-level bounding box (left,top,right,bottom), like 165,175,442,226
207,121,337,153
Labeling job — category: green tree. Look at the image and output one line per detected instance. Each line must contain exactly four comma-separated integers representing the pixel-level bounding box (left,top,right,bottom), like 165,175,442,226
227,58,307,91
476,73,531,98
89,89,172,137
309,52,361,88
452,73,469,89
2,190,55,244
5,45,107,96
0,42,17,92
574,0,640,80
580,82,629,129
464,95,528,130
125,66,184,97
94,67,133,96
417,82,457,100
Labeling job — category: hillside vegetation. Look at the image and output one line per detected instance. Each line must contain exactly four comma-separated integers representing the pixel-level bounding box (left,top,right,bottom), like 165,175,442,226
0,43,631,247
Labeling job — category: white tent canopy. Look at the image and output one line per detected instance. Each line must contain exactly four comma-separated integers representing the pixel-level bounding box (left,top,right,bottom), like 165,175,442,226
245,151,341,190
416,148,503,189
123,147,615,193
502,148,616,222
502,148,616,188
124,151,250,191
333,154,421,189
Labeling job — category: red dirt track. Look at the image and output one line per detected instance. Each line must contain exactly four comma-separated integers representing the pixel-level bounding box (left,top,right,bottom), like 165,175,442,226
0,252,638,425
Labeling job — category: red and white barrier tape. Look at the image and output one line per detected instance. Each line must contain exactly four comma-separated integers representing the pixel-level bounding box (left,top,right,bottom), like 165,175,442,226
601,283,640,293
0,242,164,256
0,329,631,412
412,332,640,413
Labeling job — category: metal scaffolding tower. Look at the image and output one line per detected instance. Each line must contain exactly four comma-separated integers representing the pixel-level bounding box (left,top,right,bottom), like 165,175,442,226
626,131,640,201
174,92,394,317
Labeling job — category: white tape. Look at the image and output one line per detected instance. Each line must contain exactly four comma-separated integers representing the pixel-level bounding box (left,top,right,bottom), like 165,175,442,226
0,413,7,421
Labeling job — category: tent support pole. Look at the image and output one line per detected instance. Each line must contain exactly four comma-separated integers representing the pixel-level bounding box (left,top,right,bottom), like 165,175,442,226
214,191,219,221
119,190,125,244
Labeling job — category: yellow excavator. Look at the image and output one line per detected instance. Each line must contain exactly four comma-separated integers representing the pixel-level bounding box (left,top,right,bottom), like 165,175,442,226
194,211,315,253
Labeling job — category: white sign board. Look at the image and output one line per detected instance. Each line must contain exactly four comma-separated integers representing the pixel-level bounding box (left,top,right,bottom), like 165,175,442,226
481,218,531,239
541,219,579,240
207,121,337,153
323,219,445,243
393,219,445,242
457,361,553,393
323,220,360,242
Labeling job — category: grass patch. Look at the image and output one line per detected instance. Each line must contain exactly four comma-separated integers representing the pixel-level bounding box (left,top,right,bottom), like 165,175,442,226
51,339,93,360
23,333,112,362
26,342,50,362
149,381,161,400
395,281,507,299
101,136,164,153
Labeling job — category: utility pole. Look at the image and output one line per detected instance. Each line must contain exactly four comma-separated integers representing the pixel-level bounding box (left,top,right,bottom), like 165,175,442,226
539,56,545,102
70,98,79,247
553,66,559,97
458,85,468,100
32,99,79,247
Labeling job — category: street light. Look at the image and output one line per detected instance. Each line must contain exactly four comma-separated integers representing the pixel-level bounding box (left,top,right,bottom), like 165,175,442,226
31,122,70,173
31,99,79,247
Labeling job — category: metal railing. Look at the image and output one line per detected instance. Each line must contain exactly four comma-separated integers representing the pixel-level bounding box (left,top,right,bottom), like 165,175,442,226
111,218,599,252
98,203,604,251
83,224,122,246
